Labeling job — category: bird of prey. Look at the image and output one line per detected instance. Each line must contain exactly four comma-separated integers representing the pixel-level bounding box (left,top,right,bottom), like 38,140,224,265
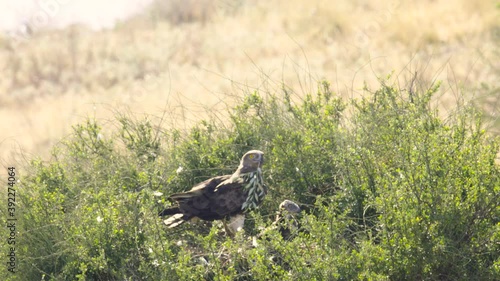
159,150,266,233
275,200,301,240
252,199,301,246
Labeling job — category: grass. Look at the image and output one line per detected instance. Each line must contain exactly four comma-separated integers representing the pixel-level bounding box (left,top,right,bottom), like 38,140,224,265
0,0,498,163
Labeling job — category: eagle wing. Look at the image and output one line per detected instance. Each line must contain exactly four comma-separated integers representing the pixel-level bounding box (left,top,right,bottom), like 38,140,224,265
210,180,247,217
167,175,246,221
171,175,227,196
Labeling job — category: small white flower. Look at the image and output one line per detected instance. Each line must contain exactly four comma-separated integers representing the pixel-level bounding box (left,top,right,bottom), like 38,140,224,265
176,166,183,174
97,216,103,223
252,236,259,247
148,248,153,253
295,167,300,172
152,259,159,267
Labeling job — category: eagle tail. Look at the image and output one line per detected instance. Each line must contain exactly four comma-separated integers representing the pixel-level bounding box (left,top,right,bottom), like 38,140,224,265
163,214,187,228
158,206,181,217
159,207,190,228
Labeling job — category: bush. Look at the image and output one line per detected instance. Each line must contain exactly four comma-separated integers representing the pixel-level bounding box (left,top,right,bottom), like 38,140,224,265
1,78,498,280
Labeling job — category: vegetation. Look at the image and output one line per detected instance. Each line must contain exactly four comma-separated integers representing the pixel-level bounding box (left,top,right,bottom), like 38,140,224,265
1,78,498,280
1,0,498,162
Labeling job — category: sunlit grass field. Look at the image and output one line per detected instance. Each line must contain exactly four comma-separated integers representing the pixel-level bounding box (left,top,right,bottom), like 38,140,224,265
0,0,498,162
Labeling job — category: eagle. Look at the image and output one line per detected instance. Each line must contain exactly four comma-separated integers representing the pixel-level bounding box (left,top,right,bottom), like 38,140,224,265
159,150,267,233
274,200,301,240
252,199,301,247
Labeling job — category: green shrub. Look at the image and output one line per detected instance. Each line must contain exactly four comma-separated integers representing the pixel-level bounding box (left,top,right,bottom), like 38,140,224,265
1,78,498,280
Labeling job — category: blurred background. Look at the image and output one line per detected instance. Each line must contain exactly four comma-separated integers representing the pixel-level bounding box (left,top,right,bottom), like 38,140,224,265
0,0,498,163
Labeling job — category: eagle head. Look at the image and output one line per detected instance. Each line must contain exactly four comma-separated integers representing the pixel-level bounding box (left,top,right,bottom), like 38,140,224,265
279,200,301,214
238,150,264,174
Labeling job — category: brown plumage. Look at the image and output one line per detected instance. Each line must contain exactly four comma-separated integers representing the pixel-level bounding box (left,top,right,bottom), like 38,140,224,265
159,150,266,232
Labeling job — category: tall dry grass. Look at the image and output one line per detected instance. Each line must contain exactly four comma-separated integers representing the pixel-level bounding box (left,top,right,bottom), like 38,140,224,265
0,0,498,163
